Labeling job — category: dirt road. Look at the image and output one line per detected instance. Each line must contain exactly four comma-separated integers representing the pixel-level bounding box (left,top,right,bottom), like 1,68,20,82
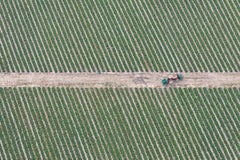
0,72,239,88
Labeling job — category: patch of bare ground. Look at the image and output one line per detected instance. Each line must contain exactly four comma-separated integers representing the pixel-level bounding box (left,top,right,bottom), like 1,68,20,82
0,72,239,88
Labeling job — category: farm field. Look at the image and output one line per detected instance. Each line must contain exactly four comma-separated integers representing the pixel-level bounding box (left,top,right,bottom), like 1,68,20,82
1,0,240,159
1,87,239,159
1,1,240,72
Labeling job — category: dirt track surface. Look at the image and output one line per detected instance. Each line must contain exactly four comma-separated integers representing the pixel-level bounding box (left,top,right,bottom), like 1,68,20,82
0,72,239,88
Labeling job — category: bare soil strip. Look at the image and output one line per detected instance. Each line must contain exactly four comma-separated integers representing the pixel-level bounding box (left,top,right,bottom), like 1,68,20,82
0,72,239,88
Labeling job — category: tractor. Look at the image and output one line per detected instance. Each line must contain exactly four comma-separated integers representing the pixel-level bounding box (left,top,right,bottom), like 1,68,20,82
162,73,183,85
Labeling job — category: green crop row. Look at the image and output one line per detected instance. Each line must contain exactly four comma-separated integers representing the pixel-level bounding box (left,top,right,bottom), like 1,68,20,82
1,1,239,72
0,87,239,159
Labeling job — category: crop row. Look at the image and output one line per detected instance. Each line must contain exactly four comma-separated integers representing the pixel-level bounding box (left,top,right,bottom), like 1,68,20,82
1,1,239,72
0,87,239,159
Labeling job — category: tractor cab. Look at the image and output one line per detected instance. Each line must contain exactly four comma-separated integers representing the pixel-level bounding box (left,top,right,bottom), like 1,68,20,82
162,78,168,85
177,74,183,80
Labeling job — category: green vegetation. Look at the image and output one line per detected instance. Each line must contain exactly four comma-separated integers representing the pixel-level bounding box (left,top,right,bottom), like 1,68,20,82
1,1,239,72
1,0,239,159
1,87,239,159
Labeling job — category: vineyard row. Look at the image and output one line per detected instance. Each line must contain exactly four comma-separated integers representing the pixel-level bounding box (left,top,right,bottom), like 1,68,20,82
1,1,239,72
0,87,239,159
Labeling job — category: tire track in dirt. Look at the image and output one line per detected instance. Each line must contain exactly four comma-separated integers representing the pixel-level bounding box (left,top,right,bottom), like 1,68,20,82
0,72,239,88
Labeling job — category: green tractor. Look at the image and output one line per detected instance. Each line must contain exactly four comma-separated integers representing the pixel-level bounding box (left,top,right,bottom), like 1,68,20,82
162,73,183,85
177,74,183,80
162,78,169,85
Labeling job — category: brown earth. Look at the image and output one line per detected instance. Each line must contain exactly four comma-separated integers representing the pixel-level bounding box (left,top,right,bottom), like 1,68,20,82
0,72,239,88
